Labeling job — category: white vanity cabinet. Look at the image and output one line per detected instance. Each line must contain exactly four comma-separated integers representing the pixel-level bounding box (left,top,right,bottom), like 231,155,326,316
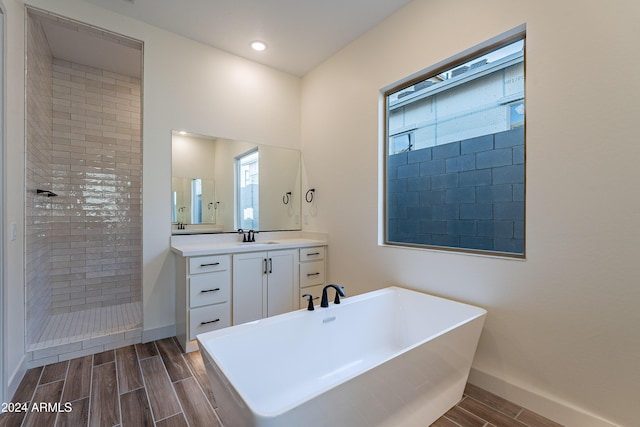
233,249,299,325
172,236,328,352
298,246,326,309
175,254,232,352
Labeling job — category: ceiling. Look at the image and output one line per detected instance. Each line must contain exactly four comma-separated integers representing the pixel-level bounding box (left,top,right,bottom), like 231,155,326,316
79,0,414,76
39,17,143,78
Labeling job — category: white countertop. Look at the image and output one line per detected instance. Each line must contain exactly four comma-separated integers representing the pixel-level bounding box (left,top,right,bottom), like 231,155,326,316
171,237,327,257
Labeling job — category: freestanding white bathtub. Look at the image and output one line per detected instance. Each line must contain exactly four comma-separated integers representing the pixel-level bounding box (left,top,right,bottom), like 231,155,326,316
197,286,487,427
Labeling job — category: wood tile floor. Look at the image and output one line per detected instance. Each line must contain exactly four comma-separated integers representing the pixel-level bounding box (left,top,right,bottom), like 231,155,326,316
1,337,563,427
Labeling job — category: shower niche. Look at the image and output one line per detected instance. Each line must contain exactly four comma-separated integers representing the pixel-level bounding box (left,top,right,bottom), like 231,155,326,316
25,8,143,364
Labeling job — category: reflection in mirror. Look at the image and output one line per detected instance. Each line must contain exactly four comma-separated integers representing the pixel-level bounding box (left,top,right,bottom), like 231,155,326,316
172,177,216,224
171,131,301,234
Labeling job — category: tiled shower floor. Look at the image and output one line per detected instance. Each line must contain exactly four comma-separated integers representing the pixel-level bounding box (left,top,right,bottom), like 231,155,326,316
26,302,143,368
27,302,142,352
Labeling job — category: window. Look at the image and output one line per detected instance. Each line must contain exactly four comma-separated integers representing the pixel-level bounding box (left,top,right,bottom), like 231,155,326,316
384,30,525,257
237,149,259,230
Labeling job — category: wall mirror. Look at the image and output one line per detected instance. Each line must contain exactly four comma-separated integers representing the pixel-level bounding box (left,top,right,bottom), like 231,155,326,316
171,131,302,234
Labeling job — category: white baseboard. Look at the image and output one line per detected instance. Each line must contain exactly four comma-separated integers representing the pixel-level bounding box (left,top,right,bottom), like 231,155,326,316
5,354,27,402
142,324,176,343
468,368,619,427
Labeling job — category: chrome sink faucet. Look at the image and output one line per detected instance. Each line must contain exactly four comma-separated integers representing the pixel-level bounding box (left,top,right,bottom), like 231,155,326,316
320,284,346,308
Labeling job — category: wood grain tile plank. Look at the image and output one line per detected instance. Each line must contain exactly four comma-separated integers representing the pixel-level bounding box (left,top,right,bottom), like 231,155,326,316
464,382,523,417
0,410,27,427
57,397,89,427
173,377,221,427
516,408,565,427
22,380,64,427
120,388,153,427
40,360,69,384
62,355,92,402
89,362,120,427
135,342,158,360
155,413,189,427
0,368,40,427
116,345,144,394
139,355,181,421
439,402,487,427
9,366,42,403
430,415,462,427
459,397,528,427
156,338,191,382
93,349,115,366
183,350,216,405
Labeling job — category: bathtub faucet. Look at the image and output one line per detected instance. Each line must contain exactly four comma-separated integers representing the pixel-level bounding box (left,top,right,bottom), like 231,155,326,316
302,293,317,311
320,284,346,308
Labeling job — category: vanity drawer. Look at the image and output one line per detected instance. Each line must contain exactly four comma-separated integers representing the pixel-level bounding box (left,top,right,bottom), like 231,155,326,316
189,271,230,308
189,255,230,275
300,260,325,287
300,246,325,261
189,304,231,341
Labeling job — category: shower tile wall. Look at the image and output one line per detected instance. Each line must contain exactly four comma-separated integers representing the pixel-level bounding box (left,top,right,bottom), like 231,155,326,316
48,59,142,316
25,12,142,348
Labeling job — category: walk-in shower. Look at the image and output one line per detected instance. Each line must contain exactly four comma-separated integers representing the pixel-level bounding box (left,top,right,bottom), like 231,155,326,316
25,8,143,366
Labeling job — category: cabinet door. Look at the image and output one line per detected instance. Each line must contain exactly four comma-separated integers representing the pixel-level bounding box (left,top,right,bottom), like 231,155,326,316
233,251,267,325
267,250,299,317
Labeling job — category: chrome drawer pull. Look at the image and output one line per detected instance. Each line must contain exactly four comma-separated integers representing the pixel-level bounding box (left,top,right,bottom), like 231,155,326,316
200,262,220,267
307,272,320,277
200,319,220,325
307,252,320,256
201,288,221,293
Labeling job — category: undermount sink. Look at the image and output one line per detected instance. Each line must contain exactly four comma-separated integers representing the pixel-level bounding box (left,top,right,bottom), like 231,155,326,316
239,241,280,245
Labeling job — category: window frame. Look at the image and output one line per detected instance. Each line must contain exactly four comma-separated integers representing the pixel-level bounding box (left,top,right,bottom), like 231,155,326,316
381,25,526,258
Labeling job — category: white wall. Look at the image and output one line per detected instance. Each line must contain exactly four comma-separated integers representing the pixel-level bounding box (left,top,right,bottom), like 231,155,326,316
0,1,5,404
3,0,300,396
301,0,639,426
2,0,26,401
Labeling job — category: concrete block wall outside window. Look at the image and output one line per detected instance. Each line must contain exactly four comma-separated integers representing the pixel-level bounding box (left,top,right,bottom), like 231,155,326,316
387,127,524,255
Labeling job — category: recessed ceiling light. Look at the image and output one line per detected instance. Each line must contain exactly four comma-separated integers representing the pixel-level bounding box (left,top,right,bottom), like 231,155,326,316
251,41,267,52
178,131,187,135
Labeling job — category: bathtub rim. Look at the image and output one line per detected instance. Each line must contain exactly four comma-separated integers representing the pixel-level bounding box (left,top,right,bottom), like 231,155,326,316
197,285,487,419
